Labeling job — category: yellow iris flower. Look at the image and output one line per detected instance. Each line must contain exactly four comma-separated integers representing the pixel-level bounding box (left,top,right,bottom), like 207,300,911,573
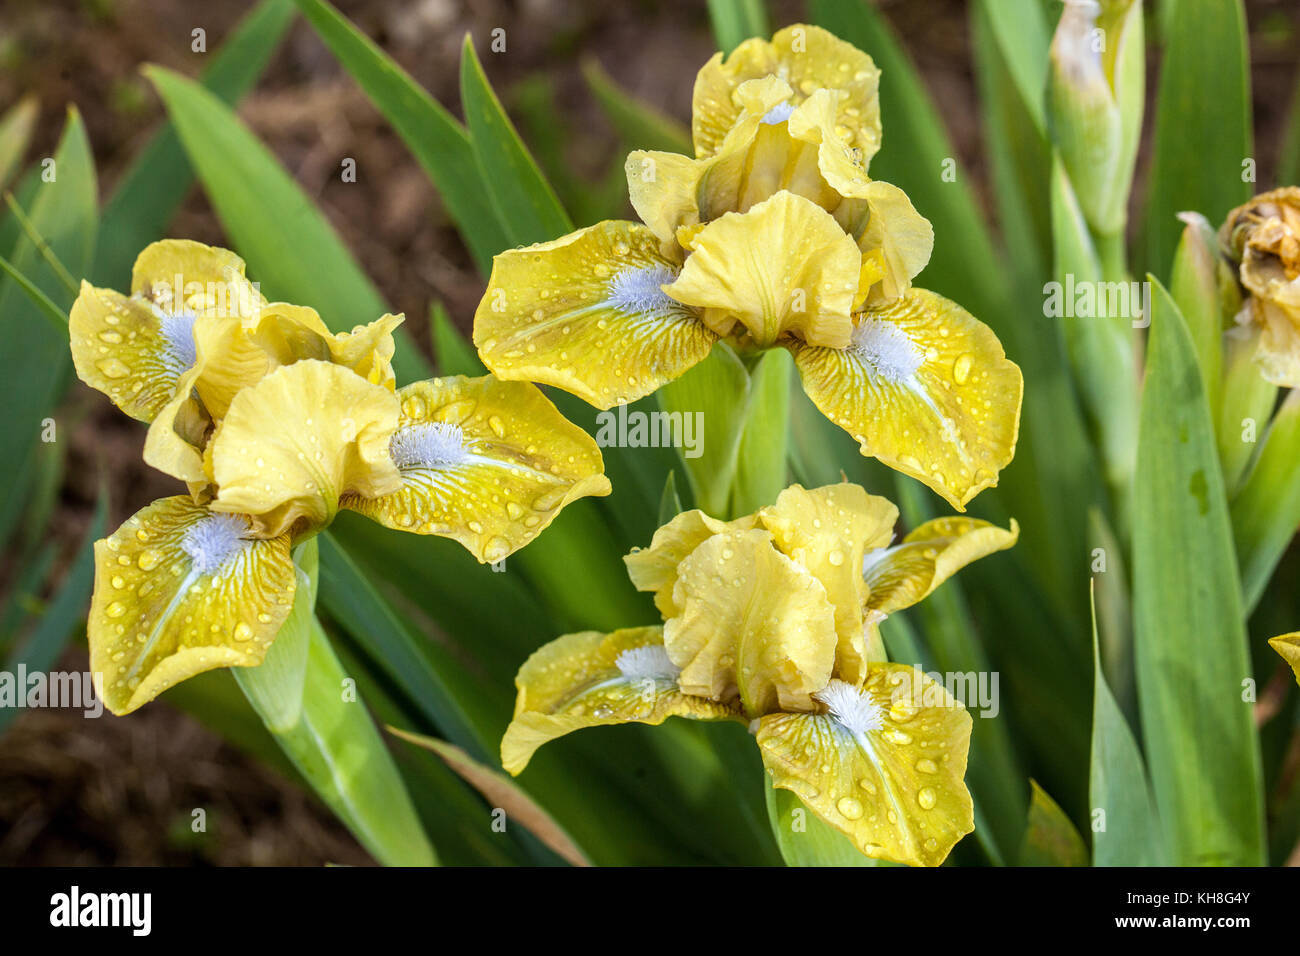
501,481,1018,866
71,239,611,714
474,25,1023,510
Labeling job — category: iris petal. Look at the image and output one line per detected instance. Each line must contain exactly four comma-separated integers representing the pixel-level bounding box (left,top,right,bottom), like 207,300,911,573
208,360,401,538
344,375,611,563
88,496,295,715
755,665,974,867
794,288,1023,509
501,627,742,774
474,221,718,408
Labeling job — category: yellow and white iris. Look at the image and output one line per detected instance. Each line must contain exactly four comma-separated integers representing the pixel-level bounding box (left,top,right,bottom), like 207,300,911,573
501,481,1019,866
474,25,1023,510
72,239,611,714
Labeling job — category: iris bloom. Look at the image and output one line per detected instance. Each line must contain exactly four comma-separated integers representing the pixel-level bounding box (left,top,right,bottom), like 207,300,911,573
1221,187,1300,387
71,240,610,714
474,25,1023,509
501,481,1018,865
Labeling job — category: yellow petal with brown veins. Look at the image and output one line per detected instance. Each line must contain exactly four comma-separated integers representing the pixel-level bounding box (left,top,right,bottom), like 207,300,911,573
500,627,742,775
664,527,837,715
88,496,295,715
864,516,1020,616
663,192,861,349
758,483,898,684
209,360,401,539
344,375,611,563
756,666,974,867
474,221,718,409
794,288,1023,509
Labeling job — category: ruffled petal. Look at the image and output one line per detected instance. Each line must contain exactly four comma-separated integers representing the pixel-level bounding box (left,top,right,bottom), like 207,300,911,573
249,304,403,391
691,24,882,166
793,288,1023,509
664,527,837,715
129,239,264,322
1270,633,1300,686
208,360,401,538
474,221,719,408
622,508,757,618
863,516,1019,616
758,483,898,684
88,496,296,715
500,627,743,774
663,191,860,348
344,376,611,563
755,667,974,867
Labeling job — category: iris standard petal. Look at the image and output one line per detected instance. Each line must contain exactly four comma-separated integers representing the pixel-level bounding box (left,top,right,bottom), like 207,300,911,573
474,221,719,408
664,527,837,715
88,496,295,715
663,191,861,348
623,508,758,617
691,24,882,166
208,360,401,538
500,627,742,774
793,288,1023,509
344,376,611,563
758,483,898,684
755,667,974,867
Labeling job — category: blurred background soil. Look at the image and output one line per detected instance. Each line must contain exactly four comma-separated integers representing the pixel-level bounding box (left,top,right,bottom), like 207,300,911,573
0,0,1297,865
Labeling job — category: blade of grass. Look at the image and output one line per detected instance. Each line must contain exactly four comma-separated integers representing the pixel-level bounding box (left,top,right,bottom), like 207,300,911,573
582,58,692,155
707,0,769,53
0,96,38,191
460,35,572,246
1141,0,1252,280
291,0,510,273
1133,277,1264,865
1088,582,1164,866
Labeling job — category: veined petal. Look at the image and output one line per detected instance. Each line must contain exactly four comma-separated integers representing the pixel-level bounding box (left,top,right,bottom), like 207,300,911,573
663,192,861,348
474,221,718,408
623,508,757,617
209,360,401,538
344,376,612,563
755,667,974,867
501,627,742,775
1270,633,1300,686
758,483,898,684
69,283,196,423
70,239,265,425
691,24,882,166
863,517,1020,616
665,528,837,715
88,496,295,715
793,288,1024,510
